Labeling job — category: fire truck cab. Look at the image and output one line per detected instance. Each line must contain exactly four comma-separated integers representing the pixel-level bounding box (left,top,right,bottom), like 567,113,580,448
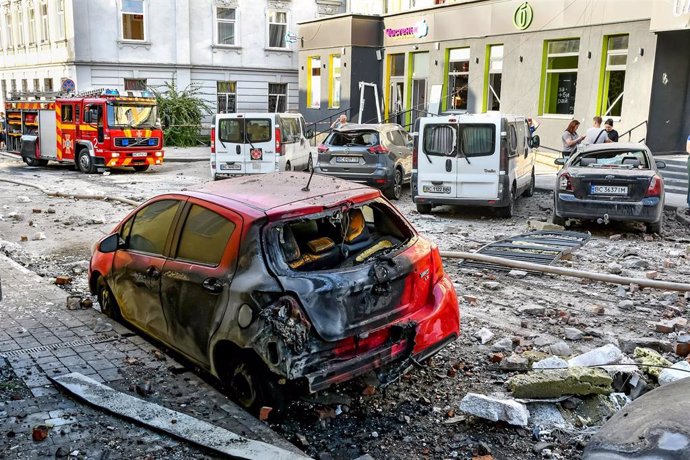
4,88,164,173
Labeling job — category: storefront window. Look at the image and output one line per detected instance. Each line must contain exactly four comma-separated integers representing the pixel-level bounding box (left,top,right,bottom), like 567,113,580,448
485,45,503,112
308,57,321,109
329,55,341,109
447,48,470,110
541,38,580,115
600,35,628,117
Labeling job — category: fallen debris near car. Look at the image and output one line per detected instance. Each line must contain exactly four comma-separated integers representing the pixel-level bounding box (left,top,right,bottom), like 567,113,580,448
509,367,613,398
51,373,309,459
458,393,530,427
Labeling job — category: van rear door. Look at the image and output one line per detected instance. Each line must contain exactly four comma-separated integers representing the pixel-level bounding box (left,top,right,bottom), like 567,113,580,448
417,121,459,200
455,123,500,200
216,115,277,175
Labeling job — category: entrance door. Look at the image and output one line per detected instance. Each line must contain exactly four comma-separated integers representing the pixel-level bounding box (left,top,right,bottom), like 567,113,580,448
389,80,405,126
411,79,427,127
56,102,77,161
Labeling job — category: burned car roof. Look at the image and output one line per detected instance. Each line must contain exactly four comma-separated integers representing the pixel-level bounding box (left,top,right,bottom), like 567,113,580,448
195,172,382,219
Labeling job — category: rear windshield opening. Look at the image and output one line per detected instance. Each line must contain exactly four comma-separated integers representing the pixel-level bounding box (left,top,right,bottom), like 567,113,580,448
274,200,413,272
574,150,650,169
218,118,272,143
326,131,379,147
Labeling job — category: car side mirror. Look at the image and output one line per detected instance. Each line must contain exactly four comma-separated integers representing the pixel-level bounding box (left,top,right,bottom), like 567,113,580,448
554,157,565,166
530,135,541,149
99,233,124,253
655,160,666,169
305,129,314,139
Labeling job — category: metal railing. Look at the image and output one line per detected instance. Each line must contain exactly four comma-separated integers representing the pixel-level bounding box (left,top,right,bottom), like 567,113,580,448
619,120,647,143
305,108,351,146
364,108,438,132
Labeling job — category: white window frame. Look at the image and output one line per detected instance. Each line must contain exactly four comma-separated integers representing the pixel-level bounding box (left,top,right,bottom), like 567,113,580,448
266,9,289,50
5,10,12,50
16,7,24,47
28,5,36,46
119,0,147,42
268,83,287,113
214,5,238,47
217,81,237,114
39,1,49,43
55,0,65,41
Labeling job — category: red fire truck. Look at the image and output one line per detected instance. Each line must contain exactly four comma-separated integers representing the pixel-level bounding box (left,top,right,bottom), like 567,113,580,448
4,88,164,173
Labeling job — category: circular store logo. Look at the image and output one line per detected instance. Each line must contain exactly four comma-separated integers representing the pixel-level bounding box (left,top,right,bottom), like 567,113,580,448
415,20,429,39
513,2,534,30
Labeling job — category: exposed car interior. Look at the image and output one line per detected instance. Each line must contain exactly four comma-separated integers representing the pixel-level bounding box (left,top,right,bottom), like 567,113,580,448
277,201,413,271
573,150,650,169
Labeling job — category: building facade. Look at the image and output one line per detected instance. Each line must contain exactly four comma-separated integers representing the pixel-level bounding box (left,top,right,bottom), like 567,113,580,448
0,0,345,122
300,0,690,154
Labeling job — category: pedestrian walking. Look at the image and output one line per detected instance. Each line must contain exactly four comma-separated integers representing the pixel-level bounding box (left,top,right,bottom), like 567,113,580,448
330,114,347,130
584,116,611,144
604,118,619,142
562,120,585,157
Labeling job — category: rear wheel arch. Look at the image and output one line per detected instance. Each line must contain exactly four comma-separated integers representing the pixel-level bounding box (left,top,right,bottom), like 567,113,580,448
89,270,103,294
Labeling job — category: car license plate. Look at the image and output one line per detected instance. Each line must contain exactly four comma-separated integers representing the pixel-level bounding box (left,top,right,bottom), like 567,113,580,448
336,156,359,163
131,152,148,158
220,163,241,171
591,185,628,195
423,185,451,194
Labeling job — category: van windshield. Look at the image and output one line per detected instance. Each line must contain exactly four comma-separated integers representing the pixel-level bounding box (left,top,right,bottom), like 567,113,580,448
218,118,271,143
423,123,495,157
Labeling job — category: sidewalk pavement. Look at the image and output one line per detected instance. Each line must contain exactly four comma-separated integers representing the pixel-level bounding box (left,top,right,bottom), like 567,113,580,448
0,254,298,458
163,146,210,162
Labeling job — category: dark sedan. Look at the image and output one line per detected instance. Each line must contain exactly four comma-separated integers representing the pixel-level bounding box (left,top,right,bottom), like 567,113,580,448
314,124,413,200
553,143,666,233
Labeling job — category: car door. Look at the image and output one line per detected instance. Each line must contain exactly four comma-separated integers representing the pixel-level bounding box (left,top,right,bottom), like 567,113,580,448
455,123,500,199
160,200,242,365
417,121,459,199
515,120,530,189
394,129,413,179
110,198,185,341
245,117,276,174
216,115,246,174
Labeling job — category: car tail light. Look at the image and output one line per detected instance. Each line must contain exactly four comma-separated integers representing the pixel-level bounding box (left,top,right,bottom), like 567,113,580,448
646,175,663,197
412,139,418,169
275,128,283,156
367,144,389,154
317,144,329,154
430,244,445,285
558,172,573,192
210,127,216,153
499,142,508,174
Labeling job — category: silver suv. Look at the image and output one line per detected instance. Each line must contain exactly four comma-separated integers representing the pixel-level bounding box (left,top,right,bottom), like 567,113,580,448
314,124,412,200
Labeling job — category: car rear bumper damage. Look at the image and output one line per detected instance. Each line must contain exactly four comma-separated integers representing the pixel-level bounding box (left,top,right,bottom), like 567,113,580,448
314,166,394,188
299,275,460,393
555,193,663,223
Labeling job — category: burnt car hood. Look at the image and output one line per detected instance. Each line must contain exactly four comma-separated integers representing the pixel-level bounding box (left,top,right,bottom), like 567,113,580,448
272,238,435,342
584,377,690,459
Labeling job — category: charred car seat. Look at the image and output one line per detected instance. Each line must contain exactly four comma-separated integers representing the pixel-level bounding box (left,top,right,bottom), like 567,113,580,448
280,226,340,271
343,209,373,253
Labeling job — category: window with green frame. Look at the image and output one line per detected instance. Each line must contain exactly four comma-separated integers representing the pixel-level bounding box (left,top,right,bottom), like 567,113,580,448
600,35,628,117
541,39,580,115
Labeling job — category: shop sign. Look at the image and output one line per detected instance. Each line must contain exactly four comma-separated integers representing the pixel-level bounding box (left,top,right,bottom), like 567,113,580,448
385,19,429,39
513,2,533,30
673,0,690,16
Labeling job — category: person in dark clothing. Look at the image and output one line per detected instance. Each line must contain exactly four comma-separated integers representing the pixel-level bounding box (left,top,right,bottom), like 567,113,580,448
604,118,619,142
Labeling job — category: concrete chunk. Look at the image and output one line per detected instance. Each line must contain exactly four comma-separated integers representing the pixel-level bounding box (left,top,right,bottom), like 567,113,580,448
658,361,690,386
459,393,530,427
532,356,568,370
568,344,623,368
508,367,613,398
633,347,673,380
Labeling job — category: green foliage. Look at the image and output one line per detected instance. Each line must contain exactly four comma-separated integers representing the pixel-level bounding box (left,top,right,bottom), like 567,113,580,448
153,81,211,147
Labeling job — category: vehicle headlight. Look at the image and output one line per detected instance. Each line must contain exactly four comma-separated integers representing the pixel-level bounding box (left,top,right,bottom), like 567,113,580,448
111,153,120,158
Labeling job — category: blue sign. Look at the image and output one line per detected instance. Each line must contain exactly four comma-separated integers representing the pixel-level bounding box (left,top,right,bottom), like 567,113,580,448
61,78,76,92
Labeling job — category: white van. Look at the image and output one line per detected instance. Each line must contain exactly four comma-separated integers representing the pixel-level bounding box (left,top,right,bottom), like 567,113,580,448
210,113,314,179
412,113,539,217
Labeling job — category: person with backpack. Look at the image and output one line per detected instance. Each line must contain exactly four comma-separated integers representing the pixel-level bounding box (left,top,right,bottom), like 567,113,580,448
584,116,612,144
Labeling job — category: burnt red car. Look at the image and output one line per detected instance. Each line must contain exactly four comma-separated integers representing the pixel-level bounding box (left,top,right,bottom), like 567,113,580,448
89,172,460,413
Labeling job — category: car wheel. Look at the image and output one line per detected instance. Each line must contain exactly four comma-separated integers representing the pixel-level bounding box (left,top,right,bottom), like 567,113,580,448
498,187,515,218
78,150,96,174
97,277,121,321
384,168,403,200
306,154,314,172
220,359,286,418
524,170,536,197
22,156,39,167
285,161,292,171
133,165,149,172
37,159,49,167
416,203,432,214
646,218,663,235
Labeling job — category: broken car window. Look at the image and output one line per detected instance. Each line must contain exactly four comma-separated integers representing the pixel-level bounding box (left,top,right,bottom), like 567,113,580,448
326,131,379,147
176,205,236,266
275,200,412,272
128,200,182,255
573,149,650,169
